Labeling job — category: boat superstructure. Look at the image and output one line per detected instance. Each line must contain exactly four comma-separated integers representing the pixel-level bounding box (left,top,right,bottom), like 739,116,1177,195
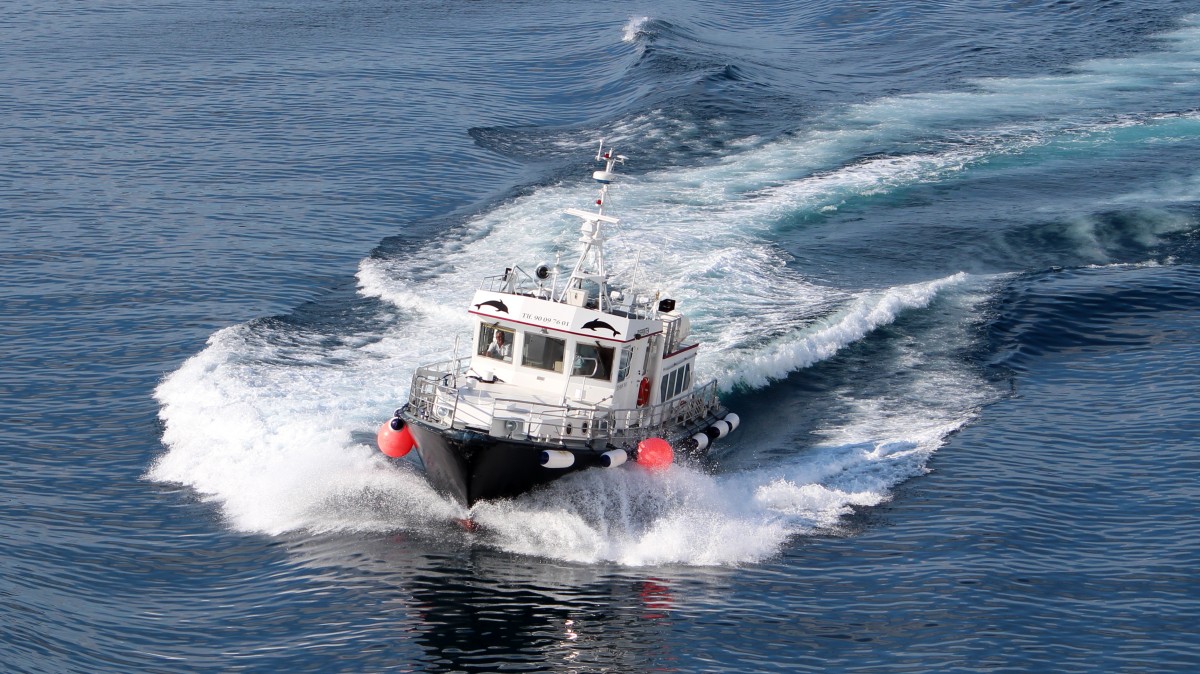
377,143,739,506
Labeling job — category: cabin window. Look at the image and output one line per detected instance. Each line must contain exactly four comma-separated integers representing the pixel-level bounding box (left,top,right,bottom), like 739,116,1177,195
659,362,692,403
573,343,614,380
522,332,566,372
616,347,633,383
478,324,514,362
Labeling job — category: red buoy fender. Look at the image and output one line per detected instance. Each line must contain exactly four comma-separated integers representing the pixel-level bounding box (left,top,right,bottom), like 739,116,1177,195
636,437,673,471
636,377,651,407
377,418,416,458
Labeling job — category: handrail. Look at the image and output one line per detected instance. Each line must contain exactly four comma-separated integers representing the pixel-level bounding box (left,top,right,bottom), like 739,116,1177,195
404,357,721,446
476,267,660,320
480,265,549,296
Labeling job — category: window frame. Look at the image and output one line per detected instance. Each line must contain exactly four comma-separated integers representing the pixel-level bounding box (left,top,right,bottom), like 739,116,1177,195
521,331,567,373
659,362,693,402
572,342,615,381
616,346,633,383
478,324,514,362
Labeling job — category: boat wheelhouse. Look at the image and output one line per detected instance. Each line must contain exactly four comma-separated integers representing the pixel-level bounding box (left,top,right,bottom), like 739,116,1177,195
378,143,738,507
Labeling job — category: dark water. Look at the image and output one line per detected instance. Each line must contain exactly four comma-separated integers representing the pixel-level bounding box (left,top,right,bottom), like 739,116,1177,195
3,1,1199,671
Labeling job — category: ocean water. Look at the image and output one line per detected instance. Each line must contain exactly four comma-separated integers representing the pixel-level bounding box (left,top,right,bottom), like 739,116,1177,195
3,1,1199,671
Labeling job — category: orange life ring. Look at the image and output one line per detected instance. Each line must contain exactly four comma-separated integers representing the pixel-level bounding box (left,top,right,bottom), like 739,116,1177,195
636,377,651,407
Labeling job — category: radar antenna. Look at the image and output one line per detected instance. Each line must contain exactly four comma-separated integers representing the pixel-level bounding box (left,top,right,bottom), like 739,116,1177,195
560,141,626,311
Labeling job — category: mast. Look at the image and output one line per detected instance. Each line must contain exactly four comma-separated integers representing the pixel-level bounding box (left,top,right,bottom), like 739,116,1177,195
559,140,625,311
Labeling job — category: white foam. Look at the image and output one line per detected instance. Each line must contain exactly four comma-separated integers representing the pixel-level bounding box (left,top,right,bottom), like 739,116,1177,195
1111,168,1200,209
153,121,995,561
149,323,468,535
456,278,995,565
462,389,980,566
150,7,1200,563
622,16,651,43
714,273,969,390
468,466,794,566
151,268,989,564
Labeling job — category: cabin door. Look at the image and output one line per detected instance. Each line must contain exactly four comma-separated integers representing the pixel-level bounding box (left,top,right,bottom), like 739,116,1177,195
638,335,661,426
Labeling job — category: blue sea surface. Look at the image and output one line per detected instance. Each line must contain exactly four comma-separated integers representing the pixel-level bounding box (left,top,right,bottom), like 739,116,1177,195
3,1,1199,672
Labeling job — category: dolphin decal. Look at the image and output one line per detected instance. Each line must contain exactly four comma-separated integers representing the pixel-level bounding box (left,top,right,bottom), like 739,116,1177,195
581,319,621,337
473,299,509,313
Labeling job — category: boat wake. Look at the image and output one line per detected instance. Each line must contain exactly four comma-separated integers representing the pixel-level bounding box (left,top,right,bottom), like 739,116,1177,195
468,414,969,566
143,12,1200,561
458,272,994,565
146,87,1026,561
151,236,990,563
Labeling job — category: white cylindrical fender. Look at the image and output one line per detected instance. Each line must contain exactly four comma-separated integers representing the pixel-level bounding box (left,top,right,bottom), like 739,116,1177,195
723,413,740,432
713,420,731,439
540,449,575,469
600,449,627,468
691,432,710,451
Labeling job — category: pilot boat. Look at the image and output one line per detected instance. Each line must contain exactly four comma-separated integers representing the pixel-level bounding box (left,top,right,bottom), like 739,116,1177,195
377,143,739,507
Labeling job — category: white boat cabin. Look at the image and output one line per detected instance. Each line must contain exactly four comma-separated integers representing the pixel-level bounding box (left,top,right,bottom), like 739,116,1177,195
465,282,698,416
404,143,720,447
